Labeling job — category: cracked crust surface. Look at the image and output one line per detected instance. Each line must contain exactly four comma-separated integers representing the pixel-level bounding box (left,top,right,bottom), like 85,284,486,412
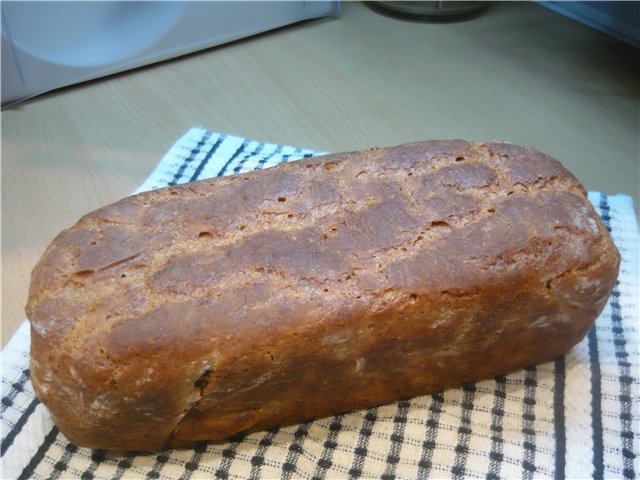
26,140,620,451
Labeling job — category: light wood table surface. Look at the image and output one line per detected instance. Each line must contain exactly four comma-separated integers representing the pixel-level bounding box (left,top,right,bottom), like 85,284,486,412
2,1,638,347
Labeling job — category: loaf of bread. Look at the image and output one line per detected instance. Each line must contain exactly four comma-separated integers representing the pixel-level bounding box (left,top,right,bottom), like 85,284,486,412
27,141,619,451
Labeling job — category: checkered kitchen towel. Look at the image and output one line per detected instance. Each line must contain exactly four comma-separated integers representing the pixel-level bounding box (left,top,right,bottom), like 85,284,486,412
2,128,639,479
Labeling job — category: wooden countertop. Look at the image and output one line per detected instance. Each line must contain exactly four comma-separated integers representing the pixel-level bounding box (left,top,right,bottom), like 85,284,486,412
2,1,638,347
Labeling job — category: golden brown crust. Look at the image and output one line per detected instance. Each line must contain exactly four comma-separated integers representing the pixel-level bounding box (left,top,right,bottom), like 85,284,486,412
26,140,620,451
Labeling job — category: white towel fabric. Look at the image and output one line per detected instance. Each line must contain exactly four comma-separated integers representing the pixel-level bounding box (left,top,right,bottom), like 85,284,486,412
2,127,638,480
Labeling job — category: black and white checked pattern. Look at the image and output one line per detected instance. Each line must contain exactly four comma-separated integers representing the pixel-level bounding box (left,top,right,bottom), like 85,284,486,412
451,383,476,479
487,375,507,480
348,408,378,479
312,415,345,480
416,392,444,479
280,420,312,480
2,128,638,479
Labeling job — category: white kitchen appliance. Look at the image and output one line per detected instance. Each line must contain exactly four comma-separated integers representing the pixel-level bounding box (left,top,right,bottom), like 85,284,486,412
1,1,340,106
